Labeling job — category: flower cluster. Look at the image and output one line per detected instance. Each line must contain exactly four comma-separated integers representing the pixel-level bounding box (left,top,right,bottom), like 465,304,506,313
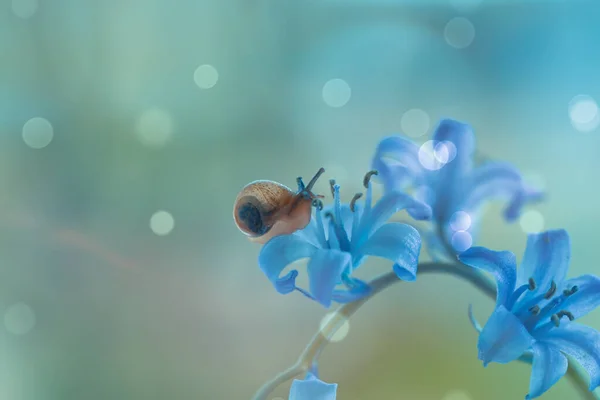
243,118,600,399
460,229,600,399
372,118,544,257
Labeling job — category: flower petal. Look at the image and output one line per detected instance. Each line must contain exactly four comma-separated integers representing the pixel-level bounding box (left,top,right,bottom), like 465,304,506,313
462,161,542,221
432,119,475,181
289,374,337,400
526,342,568,399
355,191,430,248
539,323,600,390
458,247,517,308
307,249,352,308
518,229,571,291
559,274,600,320
332,278,372,303
371,136,423,193
478,305,535,365
432,118,475,162
468,304,483,333
258,235,318,294
357,223,421,281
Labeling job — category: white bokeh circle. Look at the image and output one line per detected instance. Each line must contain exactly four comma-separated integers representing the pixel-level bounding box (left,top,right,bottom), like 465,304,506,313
150,210,175,236
444,17,476,49
322,79,351,108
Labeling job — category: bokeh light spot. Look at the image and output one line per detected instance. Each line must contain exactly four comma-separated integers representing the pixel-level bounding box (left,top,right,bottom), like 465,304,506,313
150,210,175,236
444,17,476,49
22,117,53,149
401,109,430,138
569,95,599,132
319,312,350,343
194,64,219,89
450,211,472,231
442,389,473,400
4,303,36,335
519,210,544,234
452,230,473,252
418,141,448,171
135,108,174,148
322,79,351,108
12,0,38,19
434,141,457,164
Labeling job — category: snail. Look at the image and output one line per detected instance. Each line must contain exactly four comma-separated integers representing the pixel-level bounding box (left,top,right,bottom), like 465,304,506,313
233,167,325,244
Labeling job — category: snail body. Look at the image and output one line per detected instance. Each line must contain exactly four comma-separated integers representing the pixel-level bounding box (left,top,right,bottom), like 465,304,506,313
233,168,325,244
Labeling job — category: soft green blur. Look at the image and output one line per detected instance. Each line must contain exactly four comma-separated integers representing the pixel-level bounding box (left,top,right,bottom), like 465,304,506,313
1,0,600,399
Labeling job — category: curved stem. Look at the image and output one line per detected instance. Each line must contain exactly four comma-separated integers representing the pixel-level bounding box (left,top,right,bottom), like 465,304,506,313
251,262,492,400
252,260,597,400
251,363,304,400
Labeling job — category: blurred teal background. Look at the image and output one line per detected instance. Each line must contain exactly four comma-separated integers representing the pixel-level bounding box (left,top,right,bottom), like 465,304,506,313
1,0,600,399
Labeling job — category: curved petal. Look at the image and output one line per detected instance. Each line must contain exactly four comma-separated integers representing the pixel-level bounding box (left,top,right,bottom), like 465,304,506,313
559,274,600,320
289,374,337,400
357,223,421,281
458,247,517,308
371,136,423,193
355,191,431,247
518,230,571,291
462,161,541,221
307,249,352,308
468,304,483,333
331,278,372,303
526,342,568,399
432,118,475,161
478,305,535,365
503,185,545,222
258,235,318,294
432,119,475,183
539,323,600,390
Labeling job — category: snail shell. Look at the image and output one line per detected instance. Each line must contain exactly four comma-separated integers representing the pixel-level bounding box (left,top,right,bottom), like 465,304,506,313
233,180,313,244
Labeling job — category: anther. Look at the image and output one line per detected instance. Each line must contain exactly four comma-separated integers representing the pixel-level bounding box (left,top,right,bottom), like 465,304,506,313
551,314,560,327
329,179,336,198
563,285,579,297
529,305,541,315
544,281,557,299
311,199,323,210
528,278,536,291
350,193,363,212
324,211,335,222
557,310,575,321
363,170,378,188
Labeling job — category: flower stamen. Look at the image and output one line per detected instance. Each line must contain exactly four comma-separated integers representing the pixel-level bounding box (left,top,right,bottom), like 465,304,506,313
551,314,560,327
363,170,378,188
324,211,335,221
563,285,579,296
350,193,363,212
544,280,557,299
329,179,336,198
528,278,536,290
529,305,541,315
556,310,575,321
312,199,324,210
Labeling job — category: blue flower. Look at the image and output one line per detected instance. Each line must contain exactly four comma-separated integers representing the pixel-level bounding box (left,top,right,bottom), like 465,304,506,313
258,171,431,308
459,229,600,399
372,118,543,256
289,373,337,400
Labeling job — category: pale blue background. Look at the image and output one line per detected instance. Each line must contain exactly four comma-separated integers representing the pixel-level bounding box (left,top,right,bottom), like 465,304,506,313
1,0,599,399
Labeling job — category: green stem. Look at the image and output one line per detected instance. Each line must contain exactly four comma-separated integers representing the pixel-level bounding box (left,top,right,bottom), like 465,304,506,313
251,262,597,400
